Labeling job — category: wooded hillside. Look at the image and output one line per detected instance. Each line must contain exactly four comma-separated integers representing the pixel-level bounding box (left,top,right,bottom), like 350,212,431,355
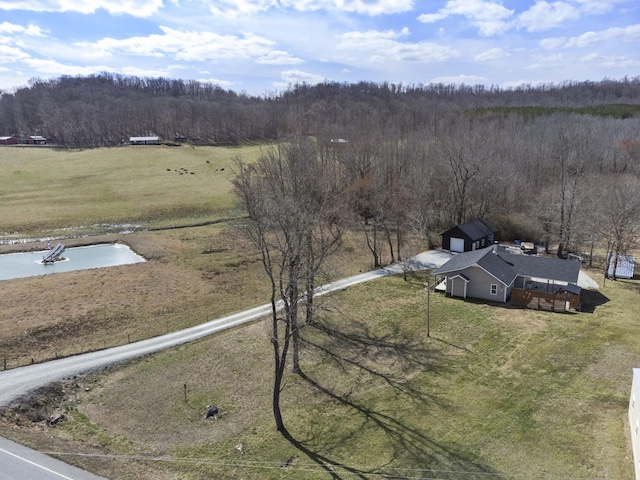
1,74,639,147
1,74,640,261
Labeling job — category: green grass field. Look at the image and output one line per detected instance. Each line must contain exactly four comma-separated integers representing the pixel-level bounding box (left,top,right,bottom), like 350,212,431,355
27,271,633,480
0,145,637,479
0,145,264,234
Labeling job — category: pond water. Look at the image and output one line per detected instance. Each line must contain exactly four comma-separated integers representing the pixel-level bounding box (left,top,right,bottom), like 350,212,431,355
0,243,146,281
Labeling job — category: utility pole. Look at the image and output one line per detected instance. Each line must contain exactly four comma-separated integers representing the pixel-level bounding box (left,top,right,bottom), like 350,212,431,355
424,281,430,337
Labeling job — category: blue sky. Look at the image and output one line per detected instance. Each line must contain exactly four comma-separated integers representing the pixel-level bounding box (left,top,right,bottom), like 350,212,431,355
0,0,638,95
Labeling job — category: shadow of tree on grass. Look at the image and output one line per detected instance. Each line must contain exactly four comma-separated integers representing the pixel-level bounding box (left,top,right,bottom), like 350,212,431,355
277,316,498,479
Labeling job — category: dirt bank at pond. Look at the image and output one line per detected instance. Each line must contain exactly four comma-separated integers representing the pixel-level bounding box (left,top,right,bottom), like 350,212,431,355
0,226,270,368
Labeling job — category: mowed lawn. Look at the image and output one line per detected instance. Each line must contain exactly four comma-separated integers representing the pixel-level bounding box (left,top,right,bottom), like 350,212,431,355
0,145,263,233
3,270,636,480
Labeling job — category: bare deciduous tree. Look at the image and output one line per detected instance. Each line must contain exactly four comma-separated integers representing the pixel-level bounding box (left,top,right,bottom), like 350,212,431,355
594,175,640,281
232,138,342,434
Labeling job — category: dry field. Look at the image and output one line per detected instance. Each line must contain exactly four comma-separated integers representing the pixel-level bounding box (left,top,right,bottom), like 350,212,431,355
0,224,384,368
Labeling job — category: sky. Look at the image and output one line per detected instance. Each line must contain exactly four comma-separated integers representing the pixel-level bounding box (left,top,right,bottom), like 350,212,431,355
0,0,638,95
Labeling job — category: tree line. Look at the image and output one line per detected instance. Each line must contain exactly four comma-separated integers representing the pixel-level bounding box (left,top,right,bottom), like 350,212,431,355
1,73,639,147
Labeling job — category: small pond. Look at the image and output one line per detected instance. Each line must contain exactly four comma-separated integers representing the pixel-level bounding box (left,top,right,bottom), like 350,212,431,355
0,243,146,281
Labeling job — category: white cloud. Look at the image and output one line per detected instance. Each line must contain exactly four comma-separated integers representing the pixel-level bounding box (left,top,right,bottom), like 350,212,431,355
24,24,47,36
0,22,27,34
273,69,327,89
0,44,30,62
574,0,631,15
23,58,115,75
196,76,236,87
0,23,37,63
526,52,566,70
204,0,274,17
0,0,163,17
517,1,580,32
0,22,47,37
418,12,447,23
77,27,280,62
580,52,640,68
474,47,509,61
564,24,640,48
418,0,514,36
539,37,566,49
201,0,414,17
256,50,304,65
121,66,172,77
315,0,414,16
338,28,459,63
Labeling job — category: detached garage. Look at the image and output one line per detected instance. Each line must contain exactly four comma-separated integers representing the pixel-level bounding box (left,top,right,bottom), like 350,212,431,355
441,218,498,253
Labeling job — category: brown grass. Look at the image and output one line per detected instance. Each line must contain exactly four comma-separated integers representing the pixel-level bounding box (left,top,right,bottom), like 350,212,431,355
0,225,270,366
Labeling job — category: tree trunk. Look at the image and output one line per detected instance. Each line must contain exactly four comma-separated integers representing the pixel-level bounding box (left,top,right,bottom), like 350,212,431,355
272,323,290,433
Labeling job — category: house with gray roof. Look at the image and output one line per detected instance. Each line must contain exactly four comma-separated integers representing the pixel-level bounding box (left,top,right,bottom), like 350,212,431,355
433,244,581,306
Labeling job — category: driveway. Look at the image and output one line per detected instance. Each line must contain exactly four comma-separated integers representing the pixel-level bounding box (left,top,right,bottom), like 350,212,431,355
0,250,453,407
0,248,598,480
3,248,599,407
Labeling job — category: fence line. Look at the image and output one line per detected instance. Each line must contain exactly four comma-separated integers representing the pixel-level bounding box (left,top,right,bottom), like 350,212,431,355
2,314,211,371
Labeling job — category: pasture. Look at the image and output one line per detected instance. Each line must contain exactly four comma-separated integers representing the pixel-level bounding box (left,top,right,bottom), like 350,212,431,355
0,145,262,233
0,146,636,479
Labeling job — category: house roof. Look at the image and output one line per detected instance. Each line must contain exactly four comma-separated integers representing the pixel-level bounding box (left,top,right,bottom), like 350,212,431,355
607,254,635,278
442,218,497,241
434,245,581,286
130,136,159,141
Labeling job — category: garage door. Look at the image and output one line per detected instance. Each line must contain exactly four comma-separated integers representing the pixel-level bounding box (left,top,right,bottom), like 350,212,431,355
450,237,465,252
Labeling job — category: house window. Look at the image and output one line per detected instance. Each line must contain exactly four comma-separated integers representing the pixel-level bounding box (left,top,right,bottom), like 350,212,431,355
490,284,498,295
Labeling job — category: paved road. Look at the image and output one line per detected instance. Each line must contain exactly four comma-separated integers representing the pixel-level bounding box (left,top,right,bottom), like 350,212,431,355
0,436,108,480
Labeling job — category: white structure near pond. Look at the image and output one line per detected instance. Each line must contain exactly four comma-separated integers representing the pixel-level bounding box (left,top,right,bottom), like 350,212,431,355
630,368,640,480
0,243,145,281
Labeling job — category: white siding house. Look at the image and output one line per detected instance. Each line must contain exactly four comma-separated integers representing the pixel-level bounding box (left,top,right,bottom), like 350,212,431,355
630,369,640,480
